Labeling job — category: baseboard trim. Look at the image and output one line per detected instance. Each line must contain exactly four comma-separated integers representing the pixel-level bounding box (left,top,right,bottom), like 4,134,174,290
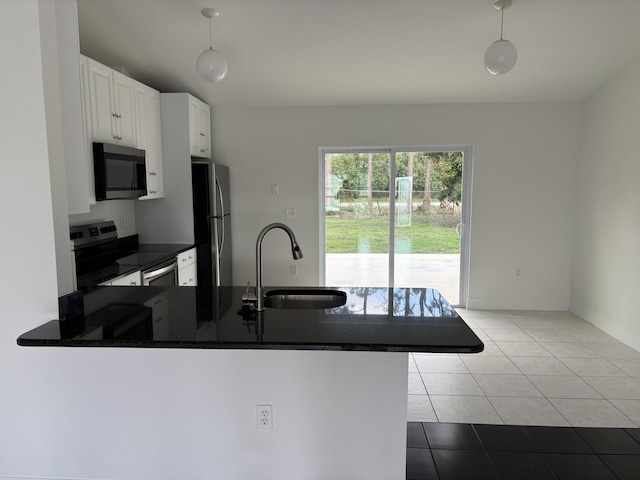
569,301,640,352
466,296,569,311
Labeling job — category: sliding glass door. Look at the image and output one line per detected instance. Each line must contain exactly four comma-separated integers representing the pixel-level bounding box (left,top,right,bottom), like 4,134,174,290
323,151,391,287
321,147,470,306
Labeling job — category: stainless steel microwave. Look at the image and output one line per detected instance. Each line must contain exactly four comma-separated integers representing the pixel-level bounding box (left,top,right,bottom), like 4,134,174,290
93,143,147,200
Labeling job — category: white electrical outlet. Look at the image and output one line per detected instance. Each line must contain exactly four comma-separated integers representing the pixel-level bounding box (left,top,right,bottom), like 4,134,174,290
290,265,298,276
257,404,273,429
286,208,296,219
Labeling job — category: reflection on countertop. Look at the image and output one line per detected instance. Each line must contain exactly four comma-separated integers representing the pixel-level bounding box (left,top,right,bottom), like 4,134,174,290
18,286,483,353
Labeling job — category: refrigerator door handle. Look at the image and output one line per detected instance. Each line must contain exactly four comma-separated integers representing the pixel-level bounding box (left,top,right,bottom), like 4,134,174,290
215,176,225,257
209,215,222,287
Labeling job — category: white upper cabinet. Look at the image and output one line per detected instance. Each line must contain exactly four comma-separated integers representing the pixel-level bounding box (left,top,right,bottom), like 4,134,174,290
135,82,164,199
87,58,136,147
112,71,136,146
189,95,211,158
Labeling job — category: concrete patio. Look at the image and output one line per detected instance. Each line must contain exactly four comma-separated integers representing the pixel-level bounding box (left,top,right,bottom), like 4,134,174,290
326,253,460,305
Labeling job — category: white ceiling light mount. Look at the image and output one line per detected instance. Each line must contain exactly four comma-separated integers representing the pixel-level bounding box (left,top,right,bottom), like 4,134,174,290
484,0,517,76
196,7,228,83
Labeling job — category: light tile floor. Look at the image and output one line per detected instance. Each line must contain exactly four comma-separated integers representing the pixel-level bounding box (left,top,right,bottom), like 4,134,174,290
408,309,640,428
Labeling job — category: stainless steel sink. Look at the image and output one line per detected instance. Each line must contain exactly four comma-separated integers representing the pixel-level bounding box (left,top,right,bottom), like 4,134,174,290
264,289,347,310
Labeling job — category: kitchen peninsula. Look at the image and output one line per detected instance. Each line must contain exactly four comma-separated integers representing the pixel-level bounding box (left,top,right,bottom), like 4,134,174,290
18,286,482,353
18,286,482,480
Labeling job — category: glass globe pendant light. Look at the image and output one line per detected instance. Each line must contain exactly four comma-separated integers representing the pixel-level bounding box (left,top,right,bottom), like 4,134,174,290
484,0,517,76
196,8,228,83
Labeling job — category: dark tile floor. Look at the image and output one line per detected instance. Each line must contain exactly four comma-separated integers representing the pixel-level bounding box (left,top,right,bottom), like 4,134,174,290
407,422,640,479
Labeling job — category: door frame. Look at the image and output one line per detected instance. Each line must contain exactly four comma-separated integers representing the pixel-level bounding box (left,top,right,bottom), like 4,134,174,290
319,145,473,307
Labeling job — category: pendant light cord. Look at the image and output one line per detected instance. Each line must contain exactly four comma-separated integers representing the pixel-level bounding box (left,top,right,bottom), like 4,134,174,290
208,18,213,49
500,7,504,40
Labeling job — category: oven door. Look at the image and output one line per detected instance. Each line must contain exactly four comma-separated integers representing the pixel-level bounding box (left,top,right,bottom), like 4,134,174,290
142,259,178,286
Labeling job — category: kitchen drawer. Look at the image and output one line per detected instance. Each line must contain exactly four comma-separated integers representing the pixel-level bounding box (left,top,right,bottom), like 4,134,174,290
177,247,197,268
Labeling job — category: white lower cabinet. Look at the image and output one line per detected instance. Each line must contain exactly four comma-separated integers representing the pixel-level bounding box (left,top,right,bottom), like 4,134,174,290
177,248,197,286
178,262,197,286
100,270,142,287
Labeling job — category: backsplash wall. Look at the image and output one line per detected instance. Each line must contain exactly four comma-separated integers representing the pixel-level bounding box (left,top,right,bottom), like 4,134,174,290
68,199,137,238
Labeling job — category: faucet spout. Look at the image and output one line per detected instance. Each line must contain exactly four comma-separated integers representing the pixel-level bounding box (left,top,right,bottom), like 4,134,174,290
255,223,303,311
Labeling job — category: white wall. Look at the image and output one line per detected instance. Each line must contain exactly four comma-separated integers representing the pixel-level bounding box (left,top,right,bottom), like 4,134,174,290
571,53,640,350
212,103,581,310
39,0,76,296
69,199,137,238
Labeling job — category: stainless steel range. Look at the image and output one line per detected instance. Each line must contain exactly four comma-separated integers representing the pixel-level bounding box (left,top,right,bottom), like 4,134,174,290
70,221,179,291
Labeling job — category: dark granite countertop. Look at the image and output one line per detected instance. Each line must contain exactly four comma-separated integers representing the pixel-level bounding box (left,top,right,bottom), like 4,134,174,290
135,243,194,254
75,242,194,292
17,286,484,353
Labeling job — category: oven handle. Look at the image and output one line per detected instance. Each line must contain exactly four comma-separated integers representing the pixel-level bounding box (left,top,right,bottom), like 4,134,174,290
142,259,178,286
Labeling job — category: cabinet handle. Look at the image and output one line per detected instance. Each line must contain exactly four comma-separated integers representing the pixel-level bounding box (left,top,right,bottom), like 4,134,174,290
116,113,122,118
130,281,137,285
113,135,118,139
112,112,117,117
117,136,123,140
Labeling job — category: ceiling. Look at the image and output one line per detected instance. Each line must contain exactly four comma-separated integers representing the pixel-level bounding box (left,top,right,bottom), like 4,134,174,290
76,0,640,107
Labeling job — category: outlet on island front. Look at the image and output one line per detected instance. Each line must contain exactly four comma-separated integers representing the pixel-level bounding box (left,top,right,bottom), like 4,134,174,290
257,404,273,429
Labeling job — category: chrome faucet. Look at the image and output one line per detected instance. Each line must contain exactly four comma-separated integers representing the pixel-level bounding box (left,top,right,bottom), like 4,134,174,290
244,223,303,311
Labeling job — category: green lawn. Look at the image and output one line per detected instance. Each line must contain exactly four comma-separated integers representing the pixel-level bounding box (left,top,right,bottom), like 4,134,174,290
325,216,460,254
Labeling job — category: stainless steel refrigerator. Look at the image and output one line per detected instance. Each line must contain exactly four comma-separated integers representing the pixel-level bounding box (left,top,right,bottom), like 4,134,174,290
191,162,232,291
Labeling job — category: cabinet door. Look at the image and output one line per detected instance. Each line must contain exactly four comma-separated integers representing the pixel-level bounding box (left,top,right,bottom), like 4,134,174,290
199,102,211,158
137,84,164,200
112,70,136,146
189,96,202,157
134,82,148,150
146,88,164,197
178,248,197,286
178,263,197,286
88,58,116,143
